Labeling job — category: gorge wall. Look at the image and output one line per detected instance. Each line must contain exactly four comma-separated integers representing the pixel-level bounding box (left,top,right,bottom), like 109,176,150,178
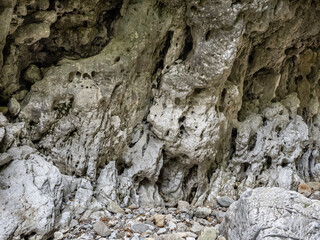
1,0,320,239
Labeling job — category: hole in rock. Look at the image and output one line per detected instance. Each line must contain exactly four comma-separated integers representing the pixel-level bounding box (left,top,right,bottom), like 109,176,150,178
266,156,272,169
205,30,212,41
114,56,120,63
194,88,204,94
248,133,257,151
179,116,186,123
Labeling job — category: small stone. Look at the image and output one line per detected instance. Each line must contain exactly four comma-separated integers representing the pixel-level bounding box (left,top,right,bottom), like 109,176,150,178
217,236,226,240
53,231,64,240
24,64,42,83
8,98,20,117
217,196,234,207
190,222,204,233
131,223,150,233
198,227,219,240
178,200,190,212
157,228,167,234
153,213,165,227
306,182,320,191
176,222,187,232
93,221,110,237
186,237,196,240
194,207,212,218
165,214,173,221
107,200,125,214
298,183,312,197
12,90,28,101
168,220,177,230
129,204,139,210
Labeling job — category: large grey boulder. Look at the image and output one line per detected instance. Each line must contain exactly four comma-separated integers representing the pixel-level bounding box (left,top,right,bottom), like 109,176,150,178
0,149,63,239
221,187,320,240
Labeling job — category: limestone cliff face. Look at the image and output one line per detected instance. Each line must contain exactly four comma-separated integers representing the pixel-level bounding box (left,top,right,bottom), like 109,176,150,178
1,0,320,238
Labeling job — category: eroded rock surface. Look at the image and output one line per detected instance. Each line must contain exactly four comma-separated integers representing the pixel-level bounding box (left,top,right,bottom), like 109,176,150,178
1,0,320,238
221,187,320,240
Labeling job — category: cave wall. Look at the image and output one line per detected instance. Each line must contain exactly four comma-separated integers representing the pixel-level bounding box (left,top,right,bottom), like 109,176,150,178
1,0,320,238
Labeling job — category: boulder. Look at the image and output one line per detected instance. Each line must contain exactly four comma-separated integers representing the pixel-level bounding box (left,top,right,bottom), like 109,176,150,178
221,187,320,240
0,150,63,239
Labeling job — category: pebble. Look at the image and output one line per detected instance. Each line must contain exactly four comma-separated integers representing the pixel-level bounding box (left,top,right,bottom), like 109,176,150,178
168,220,177,230
198,227,219,240
191,221,204,233
157,228,167,234
131,222,150,233
93,221,110,237
53,231,63,240
298,183,312,197
107,200,125,214
217,196,234,207
153,213,165,227
177,222,188,232
178,200,190,212
55,203,225,240
194,207,212,218
8,98,20,117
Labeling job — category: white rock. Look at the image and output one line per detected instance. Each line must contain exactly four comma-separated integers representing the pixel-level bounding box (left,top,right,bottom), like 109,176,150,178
93,221,109,237
0,153,63,239
221,187,320,240
53,231,64,240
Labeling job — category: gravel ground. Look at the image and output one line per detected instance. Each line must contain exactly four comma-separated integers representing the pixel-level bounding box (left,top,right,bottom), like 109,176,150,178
53,201,230,240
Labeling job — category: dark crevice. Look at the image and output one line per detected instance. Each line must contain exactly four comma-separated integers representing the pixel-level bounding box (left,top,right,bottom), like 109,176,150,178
248,133,257,151
229,128,238,159
152,30,173,75
179,26,193,61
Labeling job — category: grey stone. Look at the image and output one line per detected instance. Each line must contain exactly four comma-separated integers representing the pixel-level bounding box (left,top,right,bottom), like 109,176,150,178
23,64,42,84
53,231,64,240
176,222,187,232
93,221,110,237
190,222,204,234
217,196,234,207
0,153,63,239
131,222,150,233
198,227,219,240
177,200,190,212
8,98,20,117
107,200,125,214
194,207,212,218
221,187,320,240
168,221,177,231
157,228,167,234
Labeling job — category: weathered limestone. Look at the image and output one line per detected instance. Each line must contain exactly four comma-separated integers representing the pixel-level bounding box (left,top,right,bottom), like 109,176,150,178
221,187,320,240
0,0,320,238
0,149,63,239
